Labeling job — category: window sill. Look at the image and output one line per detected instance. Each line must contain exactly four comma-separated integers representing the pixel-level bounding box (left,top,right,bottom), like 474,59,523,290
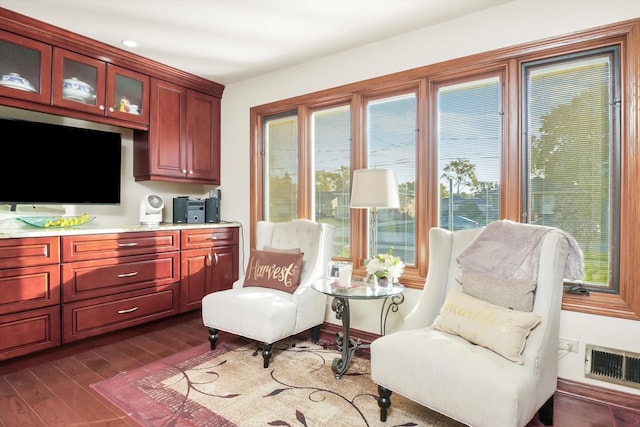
562,292,639,320
402,271,639,321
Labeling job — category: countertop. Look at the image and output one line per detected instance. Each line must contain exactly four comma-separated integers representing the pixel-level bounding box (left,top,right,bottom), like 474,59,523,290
0,218,241,239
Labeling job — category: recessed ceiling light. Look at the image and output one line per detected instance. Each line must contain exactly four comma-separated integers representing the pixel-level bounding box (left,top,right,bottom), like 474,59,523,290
121,40,138,48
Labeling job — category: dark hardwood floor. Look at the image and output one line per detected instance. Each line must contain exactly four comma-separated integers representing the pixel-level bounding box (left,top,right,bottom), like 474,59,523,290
0,312,637,426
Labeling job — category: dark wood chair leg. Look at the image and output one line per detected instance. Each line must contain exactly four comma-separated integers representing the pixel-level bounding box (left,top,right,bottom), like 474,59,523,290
310,325,321,342
538,394,554,426
207,328,219,350
377,385,392,422
258,342,273,368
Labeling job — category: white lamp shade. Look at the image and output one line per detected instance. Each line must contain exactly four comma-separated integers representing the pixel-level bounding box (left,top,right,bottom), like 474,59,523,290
350,168,400,209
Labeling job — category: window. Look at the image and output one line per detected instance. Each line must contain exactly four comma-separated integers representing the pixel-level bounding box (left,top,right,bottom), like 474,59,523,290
250,20,640,320
437,76,503,232
366,93,417,264
522,48,620,291
263,112,298,221
312,104,351,257
256,88,421,277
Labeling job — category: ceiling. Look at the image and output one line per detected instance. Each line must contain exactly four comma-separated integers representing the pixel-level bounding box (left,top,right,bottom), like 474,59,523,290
0,0,513,85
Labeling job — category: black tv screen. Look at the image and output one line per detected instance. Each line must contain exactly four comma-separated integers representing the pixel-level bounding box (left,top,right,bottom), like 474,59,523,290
0,118,122,208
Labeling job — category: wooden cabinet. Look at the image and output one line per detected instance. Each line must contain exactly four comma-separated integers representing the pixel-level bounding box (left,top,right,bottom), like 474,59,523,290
1,11,225,183
134,79,220,184
0,9,224,140
52,48,149,125
180,227,239,311
61,231,179,262
187,89,221,183
0,225,238,361
61,231,180,343
0,29,52,105
61,253,180,302
0,237,61,361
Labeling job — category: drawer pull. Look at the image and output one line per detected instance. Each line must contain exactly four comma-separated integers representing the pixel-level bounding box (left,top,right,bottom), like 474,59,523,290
118,242,139,247
118,307,139,314
206,235,219,240
118,272,139,278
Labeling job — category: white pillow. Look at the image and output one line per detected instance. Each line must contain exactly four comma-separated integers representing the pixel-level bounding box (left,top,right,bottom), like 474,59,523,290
433,289,541,364
458,270,537,312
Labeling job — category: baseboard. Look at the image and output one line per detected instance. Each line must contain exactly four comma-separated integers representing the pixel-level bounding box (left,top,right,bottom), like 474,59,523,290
318,322,379,345
557,378,640,412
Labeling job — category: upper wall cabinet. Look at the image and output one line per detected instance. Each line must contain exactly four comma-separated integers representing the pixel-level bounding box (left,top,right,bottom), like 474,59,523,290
0,30,51,105
187,89,221,184
0,7,224,177
133,79,220,185
52,48,149,125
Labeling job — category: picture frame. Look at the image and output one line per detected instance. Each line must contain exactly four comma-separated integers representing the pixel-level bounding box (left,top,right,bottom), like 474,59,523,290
327,261,353,287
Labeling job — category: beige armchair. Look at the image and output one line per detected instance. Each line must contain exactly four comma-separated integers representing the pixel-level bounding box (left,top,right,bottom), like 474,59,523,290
371,222,582,426
202,219,336,368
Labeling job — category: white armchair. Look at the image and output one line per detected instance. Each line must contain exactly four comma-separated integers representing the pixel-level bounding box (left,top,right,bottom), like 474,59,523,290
202,219,336,368
371,224,579,427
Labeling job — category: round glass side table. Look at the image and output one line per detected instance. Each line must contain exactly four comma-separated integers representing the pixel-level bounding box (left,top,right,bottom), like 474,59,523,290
312,279,404,379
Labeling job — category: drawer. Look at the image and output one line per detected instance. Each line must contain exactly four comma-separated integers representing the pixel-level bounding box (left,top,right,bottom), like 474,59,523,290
62,230,180,262
62,252,179,302
62,285,179,343
0,306,61,361
0,264,61,315
181,227,239,250
0,237,60,269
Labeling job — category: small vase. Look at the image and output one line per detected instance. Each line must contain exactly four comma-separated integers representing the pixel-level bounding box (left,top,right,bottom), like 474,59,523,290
364,273,379,287
378,277,388,287
378,276,395,289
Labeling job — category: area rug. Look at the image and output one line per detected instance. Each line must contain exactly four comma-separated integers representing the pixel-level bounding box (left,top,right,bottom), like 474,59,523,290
91,337,465,426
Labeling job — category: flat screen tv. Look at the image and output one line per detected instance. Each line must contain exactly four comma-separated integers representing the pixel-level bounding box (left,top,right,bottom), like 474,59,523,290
0,117,122,210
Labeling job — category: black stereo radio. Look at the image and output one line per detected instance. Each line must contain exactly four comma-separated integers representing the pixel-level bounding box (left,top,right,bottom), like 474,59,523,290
173,196,220,224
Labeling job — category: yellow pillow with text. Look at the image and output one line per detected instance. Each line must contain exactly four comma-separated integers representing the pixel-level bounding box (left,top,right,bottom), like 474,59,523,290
433,289,541,364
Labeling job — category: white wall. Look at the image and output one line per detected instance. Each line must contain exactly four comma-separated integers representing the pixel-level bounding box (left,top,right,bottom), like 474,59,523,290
220,0,640,394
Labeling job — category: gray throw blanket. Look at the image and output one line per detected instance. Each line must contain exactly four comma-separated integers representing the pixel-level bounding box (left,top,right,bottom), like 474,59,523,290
456,220,584,282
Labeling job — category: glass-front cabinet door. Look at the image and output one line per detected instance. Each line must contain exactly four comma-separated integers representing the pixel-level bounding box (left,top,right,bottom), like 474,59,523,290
52,47,105,114
0,30,51,105
52,48,149,125
106,65,149,125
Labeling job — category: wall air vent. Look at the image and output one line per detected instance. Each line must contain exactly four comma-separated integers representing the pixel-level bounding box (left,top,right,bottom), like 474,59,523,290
585,344,640,390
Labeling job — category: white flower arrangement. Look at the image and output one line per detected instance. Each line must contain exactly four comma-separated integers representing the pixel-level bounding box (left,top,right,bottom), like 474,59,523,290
364,248,405,280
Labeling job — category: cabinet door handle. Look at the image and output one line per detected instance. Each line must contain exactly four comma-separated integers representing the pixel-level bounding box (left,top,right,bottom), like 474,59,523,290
206,252,212,267
118,272,139,278
118,242,139,247
118,306,138,314
214,252,219,266
99,105,105,111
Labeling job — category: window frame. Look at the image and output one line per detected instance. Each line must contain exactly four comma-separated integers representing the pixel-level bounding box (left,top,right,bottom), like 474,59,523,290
250,19,640,321
520,46,621,293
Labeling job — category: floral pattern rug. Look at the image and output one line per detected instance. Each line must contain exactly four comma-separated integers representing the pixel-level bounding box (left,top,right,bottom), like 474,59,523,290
91,337,464,426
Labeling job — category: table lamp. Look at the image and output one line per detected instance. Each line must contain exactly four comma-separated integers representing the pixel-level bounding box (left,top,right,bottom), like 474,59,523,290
350,168,400,256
